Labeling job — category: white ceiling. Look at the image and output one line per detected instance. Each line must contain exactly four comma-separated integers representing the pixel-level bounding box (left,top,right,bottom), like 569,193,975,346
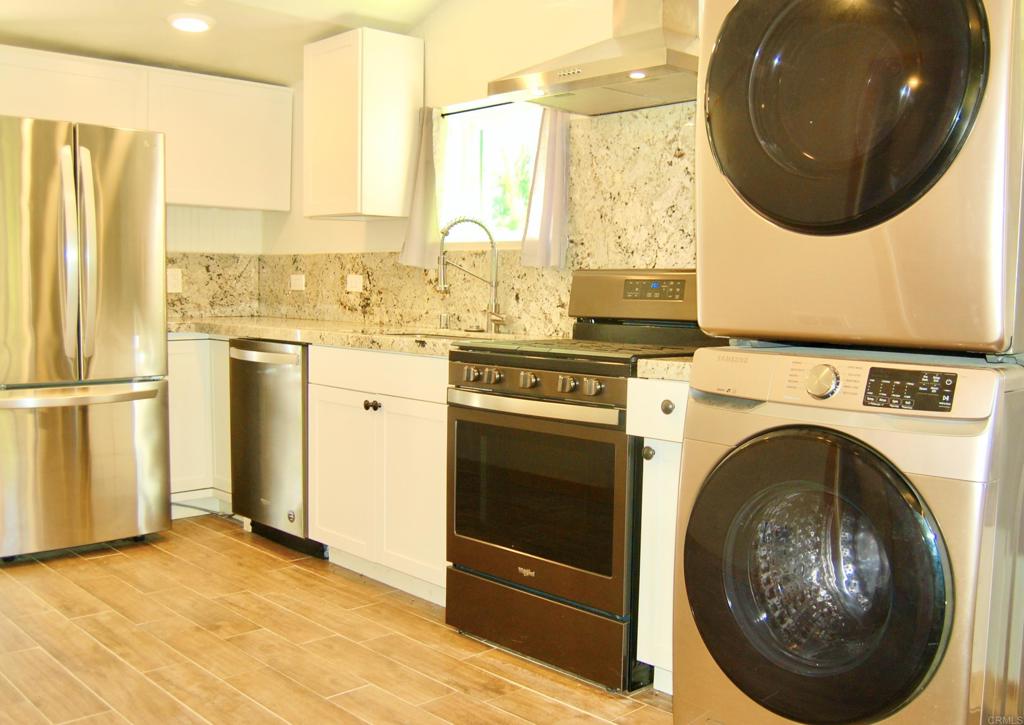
0,0,444,85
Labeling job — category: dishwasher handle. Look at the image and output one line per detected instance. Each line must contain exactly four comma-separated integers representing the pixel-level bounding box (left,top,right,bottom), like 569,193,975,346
229,347,301,366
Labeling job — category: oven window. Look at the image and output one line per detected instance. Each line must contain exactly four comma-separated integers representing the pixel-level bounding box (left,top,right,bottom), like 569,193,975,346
453,420,615,576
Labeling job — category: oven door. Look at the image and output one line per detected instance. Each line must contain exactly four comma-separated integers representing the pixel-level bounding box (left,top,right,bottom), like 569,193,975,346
447,389,633,617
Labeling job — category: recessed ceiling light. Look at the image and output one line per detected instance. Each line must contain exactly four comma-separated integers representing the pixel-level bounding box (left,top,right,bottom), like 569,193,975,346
629,71,647,80
168,13,214,33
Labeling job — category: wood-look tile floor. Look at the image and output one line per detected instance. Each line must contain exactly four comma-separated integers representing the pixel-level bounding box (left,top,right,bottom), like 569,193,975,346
0,516,676,724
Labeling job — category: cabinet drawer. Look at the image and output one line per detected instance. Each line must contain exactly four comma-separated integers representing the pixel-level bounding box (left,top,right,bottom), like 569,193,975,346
309,346,447,403
627,379,689,442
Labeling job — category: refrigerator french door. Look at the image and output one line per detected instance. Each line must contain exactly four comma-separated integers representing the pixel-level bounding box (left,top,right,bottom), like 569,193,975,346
0,115,169,558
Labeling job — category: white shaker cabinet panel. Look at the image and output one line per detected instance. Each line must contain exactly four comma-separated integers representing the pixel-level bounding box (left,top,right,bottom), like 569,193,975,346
148,68,292,210
209,339,232,494
628,378,690,694
168,338,214,494
308,383,379,561
378,395,447,587
0,44,148,129
303,28,423,218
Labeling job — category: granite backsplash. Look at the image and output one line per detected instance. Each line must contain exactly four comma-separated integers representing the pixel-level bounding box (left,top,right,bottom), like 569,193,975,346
167,102,697,337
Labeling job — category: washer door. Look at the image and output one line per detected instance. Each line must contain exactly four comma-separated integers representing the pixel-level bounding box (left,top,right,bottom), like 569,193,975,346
684,427,951,724
705,0,988,235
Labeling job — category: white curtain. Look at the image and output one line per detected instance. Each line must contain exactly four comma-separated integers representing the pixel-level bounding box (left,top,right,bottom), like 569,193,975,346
399,108,445,269
521,108,571,268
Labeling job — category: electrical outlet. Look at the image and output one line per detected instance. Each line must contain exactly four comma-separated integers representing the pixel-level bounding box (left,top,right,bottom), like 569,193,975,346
290,274,306,291
166,268,183,294
346,274,364,292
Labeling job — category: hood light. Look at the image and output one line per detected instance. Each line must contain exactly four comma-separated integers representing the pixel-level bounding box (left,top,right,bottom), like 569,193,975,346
169,14,214,33
629,71,647,80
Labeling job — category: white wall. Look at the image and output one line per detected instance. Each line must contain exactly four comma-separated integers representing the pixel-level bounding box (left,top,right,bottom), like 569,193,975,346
412,0,614,108
166,205,265,254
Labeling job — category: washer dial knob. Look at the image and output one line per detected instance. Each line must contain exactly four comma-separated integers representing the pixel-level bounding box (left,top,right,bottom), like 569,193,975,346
805,364,840,399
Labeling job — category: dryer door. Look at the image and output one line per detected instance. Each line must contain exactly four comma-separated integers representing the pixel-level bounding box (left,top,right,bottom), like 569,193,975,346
705,0,988,235
684,426,951,724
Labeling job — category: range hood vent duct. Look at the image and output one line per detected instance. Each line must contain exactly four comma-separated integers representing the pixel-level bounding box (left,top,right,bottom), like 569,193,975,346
488,0,699,116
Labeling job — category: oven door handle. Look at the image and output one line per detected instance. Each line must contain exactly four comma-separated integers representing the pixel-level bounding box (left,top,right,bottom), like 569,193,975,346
447,388,623,427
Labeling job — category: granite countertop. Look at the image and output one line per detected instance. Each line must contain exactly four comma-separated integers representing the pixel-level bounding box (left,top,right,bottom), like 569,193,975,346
637,357,693,382
169,317,540,356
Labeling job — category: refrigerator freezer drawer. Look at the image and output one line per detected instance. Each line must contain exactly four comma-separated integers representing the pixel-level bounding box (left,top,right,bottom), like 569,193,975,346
0,380,170,557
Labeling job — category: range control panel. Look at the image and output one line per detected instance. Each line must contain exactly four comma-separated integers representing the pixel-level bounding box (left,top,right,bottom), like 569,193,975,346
623,278,685,301
863,367,958,412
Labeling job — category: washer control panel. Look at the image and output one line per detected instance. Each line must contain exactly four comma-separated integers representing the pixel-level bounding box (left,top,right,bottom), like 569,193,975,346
863,368,957,412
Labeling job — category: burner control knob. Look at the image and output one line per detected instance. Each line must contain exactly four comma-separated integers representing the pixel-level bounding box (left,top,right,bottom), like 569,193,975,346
519,371,539,389
556,375,578,393
582,378,604,396
483,368,503,385
462,366,481,383
805,364,840,399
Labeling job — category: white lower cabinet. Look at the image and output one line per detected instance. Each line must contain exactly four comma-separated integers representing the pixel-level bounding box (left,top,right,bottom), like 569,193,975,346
307,346,448,603
167,335,231,517
628,377,690,695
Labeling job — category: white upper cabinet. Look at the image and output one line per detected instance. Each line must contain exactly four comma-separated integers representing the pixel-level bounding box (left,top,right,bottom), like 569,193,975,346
303,28,424,219
0,43,293,211
0,45,148,129
148,68,292,211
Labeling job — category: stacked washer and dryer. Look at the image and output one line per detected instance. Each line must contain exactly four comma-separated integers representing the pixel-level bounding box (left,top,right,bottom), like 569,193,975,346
675,1,1024,723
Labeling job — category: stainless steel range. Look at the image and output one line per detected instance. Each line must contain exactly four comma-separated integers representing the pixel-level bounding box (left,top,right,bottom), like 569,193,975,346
445,270,725,691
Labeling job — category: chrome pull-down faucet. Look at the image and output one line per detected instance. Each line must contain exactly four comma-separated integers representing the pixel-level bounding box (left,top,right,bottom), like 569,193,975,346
437,216,506,333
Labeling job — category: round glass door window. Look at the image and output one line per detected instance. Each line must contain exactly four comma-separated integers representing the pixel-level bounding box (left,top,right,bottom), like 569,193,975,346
705,0,988,234
684,427,951,724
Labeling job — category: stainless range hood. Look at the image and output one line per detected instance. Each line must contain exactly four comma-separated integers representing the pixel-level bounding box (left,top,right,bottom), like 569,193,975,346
488,0,699,116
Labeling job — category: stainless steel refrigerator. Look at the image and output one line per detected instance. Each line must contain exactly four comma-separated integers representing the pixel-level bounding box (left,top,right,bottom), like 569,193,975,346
0,115,170,558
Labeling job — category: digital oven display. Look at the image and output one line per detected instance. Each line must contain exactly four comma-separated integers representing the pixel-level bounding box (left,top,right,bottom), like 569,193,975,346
863,367,957,412
623,279,685,300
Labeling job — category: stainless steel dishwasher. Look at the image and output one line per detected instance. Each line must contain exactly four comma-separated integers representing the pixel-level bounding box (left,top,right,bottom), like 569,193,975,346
229,338,321,552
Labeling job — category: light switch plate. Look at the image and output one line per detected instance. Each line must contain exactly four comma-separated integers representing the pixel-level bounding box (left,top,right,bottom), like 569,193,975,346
290,274,306,291
346,274,364,292
167,268,183,294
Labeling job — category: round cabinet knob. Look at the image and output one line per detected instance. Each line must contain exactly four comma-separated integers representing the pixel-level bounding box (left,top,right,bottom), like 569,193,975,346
805,364,841,399
483,368,504,385
519,371,539,389
661,399,676,415
642,446,656,461
556,375,578,393
363,400,371,410
462,366,481,383
582,378,604,396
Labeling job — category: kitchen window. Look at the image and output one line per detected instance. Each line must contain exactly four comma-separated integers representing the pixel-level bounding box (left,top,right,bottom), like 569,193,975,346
437,103,544,244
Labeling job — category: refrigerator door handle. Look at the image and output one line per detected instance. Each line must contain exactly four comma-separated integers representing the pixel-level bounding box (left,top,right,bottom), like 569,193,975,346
79,145,99,361
59,145,80,361
0,383,159,410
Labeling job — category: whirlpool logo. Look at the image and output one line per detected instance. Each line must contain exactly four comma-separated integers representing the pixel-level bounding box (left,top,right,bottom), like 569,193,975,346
517,566,536,578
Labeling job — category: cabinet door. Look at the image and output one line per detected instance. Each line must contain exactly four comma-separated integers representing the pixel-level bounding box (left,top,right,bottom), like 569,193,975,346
636,438,682,685
167,339,214,494
307,384,378,559
209,339,232,494
0,45,147,128
147,68,292,210
377,395,447,586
